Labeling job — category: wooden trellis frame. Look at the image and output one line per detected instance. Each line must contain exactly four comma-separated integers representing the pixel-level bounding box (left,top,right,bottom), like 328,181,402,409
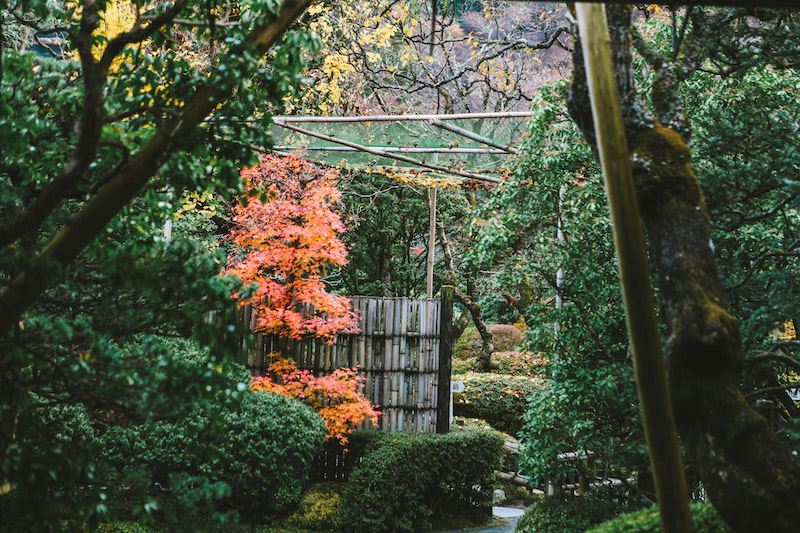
271,111,533,183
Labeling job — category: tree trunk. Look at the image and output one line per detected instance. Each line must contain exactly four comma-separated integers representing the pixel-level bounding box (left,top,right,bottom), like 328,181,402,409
567,5,800,531
435,220,496,371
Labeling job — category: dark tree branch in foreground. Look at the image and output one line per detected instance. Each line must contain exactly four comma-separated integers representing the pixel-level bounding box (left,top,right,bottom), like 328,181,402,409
0,0,315,335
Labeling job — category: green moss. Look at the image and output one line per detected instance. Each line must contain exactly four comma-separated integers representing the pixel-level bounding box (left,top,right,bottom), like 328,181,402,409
630,125,700,208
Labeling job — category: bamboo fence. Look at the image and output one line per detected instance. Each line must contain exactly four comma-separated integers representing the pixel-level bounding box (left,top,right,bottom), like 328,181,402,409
238,295,452,434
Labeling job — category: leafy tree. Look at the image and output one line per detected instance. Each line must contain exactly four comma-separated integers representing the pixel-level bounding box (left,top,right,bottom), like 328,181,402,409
472,80,647,484
224,154,380,445
223,154,357,341
337,169,468,298
565,5,800,530
251,356,379,445
1,0,318,527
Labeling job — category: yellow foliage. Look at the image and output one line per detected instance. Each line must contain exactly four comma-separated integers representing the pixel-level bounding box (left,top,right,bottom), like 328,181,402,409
174,190,217,220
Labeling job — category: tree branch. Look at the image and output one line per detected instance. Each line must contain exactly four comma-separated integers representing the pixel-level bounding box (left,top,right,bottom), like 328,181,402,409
0,0,316,336
747,351,800,373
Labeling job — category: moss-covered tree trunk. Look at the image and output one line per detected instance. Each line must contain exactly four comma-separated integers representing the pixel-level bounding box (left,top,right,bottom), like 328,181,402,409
568,5,800,531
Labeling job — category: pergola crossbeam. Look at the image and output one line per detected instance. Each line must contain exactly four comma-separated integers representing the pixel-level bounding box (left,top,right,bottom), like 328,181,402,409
272,145,512,154
273,111,535,123
272,119,504,183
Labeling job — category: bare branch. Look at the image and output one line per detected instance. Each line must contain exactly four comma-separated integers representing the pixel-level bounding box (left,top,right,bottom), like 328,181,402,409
747,352,800,373
727,237,800,290
745,383,800,399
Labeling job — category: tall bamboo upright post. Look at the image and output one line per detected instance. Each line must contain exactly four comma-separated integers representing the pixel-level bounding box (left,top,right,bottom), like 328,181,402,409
436,286,454,433
575,4,694,532
427,187,437,300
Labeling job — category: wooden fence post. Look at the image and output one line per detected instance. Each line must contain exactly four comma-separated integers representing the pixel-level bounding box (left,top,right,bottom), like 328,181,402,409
437,285,454,433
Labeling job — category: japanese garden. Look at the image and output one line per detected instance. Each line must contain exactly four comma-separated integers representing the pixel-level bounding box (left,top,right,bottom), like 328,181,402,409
2,1,800,532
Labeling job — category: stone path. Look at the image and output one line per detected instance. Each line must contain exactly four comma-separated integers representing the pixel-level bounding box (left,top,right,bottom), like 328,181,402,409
439,507,525,533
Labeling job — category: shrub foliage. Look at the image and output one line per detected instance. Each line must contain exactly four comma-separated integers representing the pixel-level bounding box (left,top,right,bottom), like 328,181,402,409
453,372,542,435
341,429,504,532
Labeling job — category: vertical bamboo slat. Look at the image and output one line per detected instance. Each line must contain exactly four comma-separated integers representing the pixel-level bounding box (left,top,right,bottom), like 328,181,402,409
239,293,451,439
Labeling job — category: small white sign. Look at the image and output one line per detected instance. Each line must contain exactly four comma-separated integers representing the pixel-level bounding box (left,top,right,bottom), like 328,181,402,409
451,381,465,393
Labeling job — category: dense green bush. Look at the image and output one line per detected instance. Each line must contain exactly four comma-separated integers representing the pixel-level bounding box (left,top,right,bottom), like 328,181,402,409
453,372,542,434
1,402,99,530
514,486,648,533
99,390,327,527
585,501,732,532
341,428,504,533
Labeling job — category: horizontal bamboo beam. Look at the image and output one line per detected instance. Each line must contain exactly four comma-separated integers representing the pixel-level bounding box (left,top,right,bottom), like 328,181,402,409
273,145,513,154
273,121,504,183
273,111,535,123
429,119,517,154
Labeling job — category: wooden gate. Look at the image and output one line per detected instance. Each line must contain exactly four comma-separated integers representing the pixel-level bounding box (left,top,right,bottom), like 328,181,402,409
238,290,454,434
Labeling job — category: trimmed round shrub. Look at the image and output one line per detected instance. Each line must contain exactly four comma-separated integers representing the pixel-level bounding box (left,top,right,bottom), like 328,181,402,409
98,390,327,525
585,501,732,533
454,324,523,361
515,486,648,533
453,372,543,434
341,428,504,533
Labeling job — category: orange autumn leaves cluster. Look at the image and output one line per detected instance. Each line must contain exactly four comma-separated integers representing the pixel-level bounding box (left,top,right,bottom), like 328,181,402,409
224,154,378,442
224,154,358,340
251,356,379,444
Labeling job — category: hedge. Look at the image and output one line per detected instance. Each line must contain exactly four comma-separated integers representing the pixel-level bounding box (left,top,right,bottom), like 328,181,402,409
453,372,542,434
340,428,504,532
98,390,327,527
585,501,732,533
514,486,649,533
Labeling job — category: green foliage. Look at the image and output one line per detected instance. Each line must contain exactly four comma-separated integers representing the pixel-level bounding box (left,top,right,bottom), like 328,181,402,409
340,428,503,533
518,353,647,487
2,1,319,527
337,170,468,297
685,66,800,351
470,81,648,485
98,389,327,525
514,486,649,533
585,501,732,533
453,372,542,435
453,350,547,376
99,522,156,533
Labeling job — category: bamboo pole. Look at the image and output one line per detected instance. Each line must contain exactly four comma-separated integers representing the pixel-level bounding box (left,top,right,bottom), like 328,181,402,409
273,111,536,122
272,121,503,183
429,119,517,154
273,146,512,154
576,4,693,532
427,187,437,299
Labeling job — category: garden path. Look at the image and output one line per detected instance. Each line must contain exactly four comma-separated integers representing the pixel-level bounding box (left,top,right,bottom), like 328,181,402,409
439,507,524,533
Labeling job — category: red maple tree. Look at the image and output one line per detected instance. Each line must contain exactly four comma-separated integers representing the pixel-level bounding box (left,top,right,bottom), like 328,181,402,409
251,357,380,444
223,154,358,340
224,155,378,442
